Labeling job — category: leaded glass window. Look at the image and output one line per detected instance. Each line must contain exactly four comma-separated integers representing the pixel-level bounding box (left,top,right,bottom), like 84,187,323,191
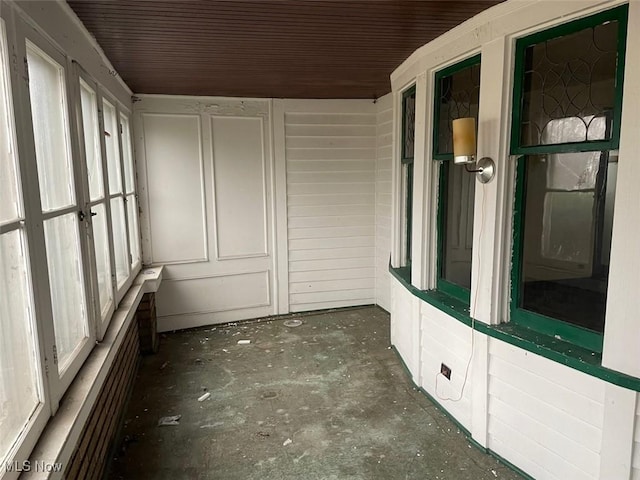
401,86,416,267
433,56,481,303
511,5,627,154
434,55,481,159
510,5,628,353
402,87,416,162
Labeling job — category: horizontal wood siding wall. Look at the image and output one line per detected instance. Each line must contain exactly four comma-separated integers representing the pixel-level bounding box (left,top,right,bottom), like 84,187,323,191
375,94,393,311
633,397,640,479
487,340,605,480
65,319,140,480
285,101,377,312
420,303,473,429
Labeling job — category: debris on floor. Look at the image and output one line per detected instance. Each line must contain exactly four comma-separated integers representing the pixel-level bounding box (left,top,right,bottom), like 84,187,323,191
282,438,292,446
237,339,251,345
197,392,211,402
157,415,181,426
283,319,302,328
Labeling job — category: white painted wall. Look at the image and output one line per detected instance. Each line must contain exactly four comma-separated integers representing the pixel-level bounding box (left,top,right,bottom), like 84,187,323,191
276,99,377,313
137,97,391,325
488,341,605,480
633,398,640,479
420,302,474,429
387,1,640,479
375,93,393,311
134,96,276,331
389,280,420,383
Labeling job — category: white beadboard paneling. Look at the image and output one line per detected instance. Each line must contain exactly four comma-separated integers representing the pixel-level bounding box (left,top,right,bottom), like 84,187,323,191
287,148,376,161
290,277,374,294
211,115,268,259
289,236,374,250
288,247,375,262
375,93,393,311
289,257,374,273
289,267,375,282
288,193,375,207
488,339,606,480
141,113,207,264
286,112,377,125
284,101,377,312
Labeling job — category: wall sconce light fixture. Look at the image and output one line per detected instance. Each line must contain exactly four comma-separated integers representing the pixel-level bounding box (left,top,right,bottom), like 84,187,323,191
452,117,495,184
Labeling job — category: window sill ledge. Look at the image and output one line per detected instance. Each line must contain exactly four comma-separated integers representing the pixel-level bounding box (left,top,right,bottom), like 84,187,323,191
389,264,640,392
22,267,163,480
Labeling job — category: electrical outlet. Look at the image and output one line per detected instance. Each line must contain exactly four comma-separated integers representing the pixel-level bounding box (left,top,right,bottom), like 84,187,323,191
440,363,451,380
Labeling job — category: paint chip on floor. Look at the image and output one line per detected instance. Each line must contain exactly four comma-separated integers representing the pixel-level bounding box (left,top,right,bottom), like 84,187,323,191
158,415,181,426
283,438,292,446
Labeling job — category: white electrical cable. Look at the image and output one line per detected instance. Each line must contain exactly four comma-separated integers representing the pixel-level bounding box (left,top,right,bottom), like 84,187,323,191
435,179,486,402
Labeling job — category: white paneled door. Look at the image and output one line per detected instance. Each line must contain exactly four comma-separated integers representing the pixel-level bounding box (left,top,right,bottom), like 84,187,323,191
134,97,276,331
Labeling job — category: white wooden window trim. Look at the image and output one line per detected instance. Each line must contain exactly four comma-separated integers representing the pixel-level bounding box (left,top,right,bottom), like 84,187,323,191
23,30,96,406
0,11,143,478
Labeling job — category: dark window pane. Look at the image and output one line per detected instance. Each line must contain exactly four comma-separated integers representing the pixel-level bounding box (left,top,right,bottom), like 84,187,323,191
404,162,413,266
519,20,619,147
402,89,416,161
436,62,481,155
441,162,475,289
519,151,616,333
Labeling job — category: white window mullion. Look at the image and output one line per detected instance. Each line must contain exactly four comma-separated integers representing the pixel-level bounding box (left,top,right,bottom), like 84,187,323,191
77,70,115,340
94,89,118,339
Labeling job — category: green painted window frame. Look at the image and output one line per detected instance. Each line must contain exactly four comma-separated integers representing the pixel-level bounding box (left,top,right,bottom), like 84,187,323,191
510,5,628,156
510,157,605,352
509,6,628,353
432,54,481,161
401,85,416,267
433,55,481,304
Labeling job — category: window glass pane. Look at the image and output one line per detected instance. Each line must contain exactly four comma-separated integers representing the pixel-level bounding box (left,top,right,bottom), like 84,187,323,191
441,162,475,289
0,230,41,465
436,61,481,156
403,162,413,266
26,44,75,212
91,203,112,318
121,114,135,194
0,40,21,225
520,152,615,333
111,197,129,287
80,80,104,201
126,194,140,267
104,100,122,195
519,19,620,147
43,213,88,371
402,88,416,161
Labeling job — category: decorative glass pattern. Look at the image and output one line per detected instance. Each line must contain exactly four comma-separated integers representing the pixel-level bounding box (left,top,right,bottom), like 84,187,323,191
435,60,480,157
517,14,623,148
402,87,416,162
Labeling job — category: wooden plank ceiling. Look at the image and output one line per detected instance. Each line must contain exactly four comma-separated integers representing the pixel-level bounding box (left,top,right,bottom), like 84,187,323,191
67,0,503,99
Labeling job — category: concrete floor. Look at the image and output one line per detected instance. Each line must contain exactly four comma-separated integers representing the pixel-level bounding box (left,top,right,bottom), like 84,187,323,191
108,306,523,480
